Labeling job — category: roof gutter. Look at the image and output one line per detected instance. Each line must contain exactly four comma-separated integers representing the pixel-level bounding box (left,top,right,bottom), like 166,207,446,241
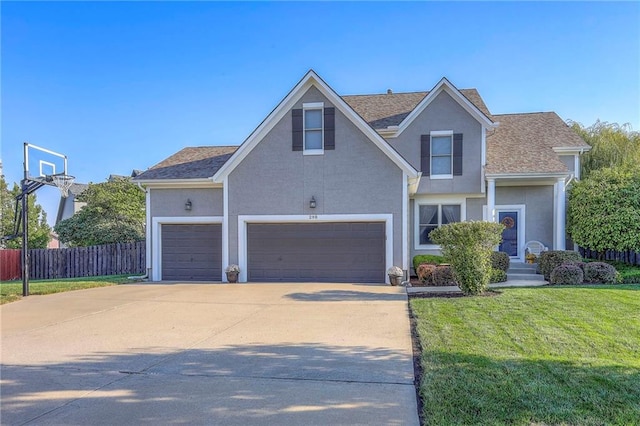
134,178,222,188
485,171,570,180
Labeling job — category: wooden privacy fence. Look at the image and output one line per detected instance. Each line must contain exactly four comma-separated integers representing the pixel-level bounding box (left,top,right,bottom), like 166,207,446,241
579,247,640,266
0,249,22,281
1,242,146,280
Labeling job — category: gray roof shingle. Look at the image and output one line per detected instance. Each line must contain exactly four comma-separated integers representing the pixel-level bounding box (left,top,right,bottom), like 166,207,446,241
342,88,492,129
486,112,589,174
135,146,238,180
68,183,89,196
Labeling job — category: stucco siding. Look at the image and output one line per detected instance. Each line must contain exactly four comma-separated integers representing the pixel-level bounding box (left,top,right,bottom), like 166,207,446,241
559,155,575,173
496,186,554,248
466,197,485,221
228,86,404,267
150,188,223,217
390,91,483,194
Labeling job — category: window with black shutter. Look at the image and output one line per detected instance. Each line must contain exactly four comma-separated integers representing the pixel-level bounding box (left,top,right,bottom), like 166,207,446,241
291,103,335,153
421,131,463,178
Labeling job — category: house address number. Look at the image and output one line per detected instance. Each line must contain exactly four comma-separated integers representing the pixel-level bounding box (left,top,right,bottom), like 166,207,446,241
309,215,318,219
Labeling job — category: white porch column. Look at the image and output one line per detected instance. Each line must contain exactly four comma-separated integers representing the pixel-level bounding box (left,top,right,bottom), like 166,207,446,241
487,178,496,222
555,177,566,250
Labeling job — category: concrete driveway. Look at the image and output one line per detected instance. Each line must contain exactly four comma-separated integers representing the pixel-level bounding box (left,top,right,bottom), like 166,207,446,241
1,283,418,425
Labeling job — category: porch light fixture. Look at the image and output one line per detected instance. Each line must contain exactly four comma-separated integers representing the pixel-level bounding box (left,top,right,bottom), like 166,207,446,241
185,199,192,211
309,196,316,209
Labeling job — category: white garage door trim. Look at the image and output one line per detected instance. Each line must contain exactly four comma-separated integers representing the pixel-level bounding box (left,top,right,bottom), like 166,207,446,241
152,216,223,281
238,214,393,283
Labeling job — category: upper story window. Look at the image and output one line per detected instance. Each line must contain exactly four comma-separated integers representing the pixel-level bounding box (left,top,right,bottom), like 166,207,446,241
420,131,463,178
292,103,335,153
431,132,453,177
304,103,324,153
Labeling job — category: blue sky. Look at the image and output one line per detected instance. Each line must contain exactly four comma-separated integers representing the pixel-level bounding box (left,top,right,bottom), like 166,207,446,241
2,1,639,226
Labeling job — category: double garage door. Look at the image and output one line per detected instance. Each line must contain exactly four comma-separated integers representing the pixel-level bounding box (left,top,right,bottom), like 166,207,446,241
247,222,385,283
161,222,385,283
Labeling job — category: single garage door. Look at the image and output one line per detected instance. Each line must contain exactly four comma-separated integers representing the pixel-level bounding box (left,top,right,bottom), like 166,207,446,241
161,224,222,281
247,222,385,283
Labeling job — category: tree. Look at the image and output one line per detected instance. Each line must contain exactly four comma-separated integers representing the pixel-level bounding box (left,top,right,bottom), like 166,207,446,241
567,167,640,257
429,221,504,295
55,178,145,247
569,120,640,178
1,176,52,249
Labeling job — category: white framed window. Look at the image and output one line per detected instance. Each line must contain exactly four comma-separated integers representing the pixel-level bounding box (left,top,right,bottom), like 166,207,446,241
414,196,466,249
431,130,453,179
303,102,324,154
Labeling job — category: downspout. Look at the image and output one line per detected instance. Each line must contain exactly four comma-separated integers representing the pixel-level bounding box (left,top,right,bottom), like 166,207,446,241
128,182,150,281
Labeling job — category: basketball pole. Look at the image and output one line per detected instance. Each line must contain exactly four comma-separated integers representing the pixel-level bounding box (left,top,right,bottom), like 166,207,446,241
19,142,73,297
22,142,30,296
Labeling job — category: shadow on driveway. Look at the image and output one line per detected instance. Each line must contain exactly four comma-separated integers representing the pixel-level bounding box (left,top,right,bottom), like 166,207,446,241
2,343,417,425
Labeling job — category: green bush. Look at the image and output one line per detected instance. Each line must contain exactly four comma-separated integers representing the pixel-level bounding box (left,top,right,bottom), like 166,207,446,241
490,268,507,283
491,251,510,272
567,166,640,254
561,260,586,272
432,265,457,286
620,269,640,283
550,264,584,285
539,251,583,281
412,254,445,271
416,263,437,284
429,221,504,295
583,262,618,283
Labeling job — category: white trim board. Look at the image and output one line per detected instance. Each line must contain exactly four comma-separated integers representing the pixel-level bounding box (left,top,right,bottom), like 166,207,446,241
151,216,223,281
390,78,496,138
237,214,394,283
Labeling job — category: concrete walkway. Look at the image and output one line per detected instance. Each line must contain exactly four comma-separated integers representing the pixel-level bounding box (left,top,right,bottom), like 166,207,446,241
406,278,547,294
1,283,418,425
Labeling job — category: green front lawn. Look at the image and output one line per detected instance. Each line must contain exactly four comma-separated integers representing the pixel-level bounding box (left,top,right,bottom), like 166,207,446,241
411,285,640,425
0,275,134,304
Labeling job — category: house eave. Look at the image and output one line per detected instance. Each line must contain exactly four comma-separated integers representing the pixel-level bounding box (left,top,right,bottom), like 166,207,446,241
486,172,570,179
135,178,223,188
552,146,591,154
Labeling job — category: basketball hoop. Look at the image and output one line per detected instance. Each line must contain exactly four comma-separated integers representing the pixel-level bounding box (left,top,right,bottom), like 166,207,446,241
50,174,75,198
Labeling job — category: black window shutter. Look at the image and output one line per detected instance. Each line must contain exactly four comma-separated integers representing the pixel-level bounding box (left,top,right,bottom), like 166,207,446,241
292,109,303,151
420,135,430,175
324,107,335,150
453,133,463,176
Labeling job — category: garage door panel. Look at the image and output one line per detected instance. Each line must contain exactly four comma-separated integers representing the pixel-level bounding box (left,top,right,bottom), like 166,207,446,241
162,224,222,281
247,222,385,283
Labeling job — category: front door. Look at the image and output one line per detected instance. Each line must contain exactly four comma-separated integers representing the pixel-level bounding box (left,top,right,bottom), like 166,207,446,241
498,211,519,257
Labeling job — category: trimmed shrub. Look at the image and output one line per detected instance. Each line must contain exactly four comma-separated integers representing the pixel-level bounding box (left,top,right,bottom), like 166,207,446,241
583,262,618,283
490,268,507,283
416,263,437,284
432,265,457,286
550,264,584,285
491,251,510,272
539,250,583,281
412,254,445,271
429,221,504,295
561,260,586,272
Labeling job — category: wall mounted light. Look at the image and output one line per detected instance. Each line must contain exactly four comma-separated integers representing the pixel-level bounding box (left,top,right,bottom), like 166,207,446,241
309,196,316,209
185,199,192,211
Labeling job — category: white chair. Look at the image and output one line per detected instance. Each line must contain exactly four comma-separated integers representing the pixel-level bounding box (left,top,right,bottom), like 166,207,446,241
524,240,548,256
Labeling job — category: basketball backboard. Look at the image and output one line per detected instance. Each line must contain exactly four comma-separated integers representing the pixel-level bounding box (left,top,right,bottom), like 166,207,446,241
24,143,68,180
